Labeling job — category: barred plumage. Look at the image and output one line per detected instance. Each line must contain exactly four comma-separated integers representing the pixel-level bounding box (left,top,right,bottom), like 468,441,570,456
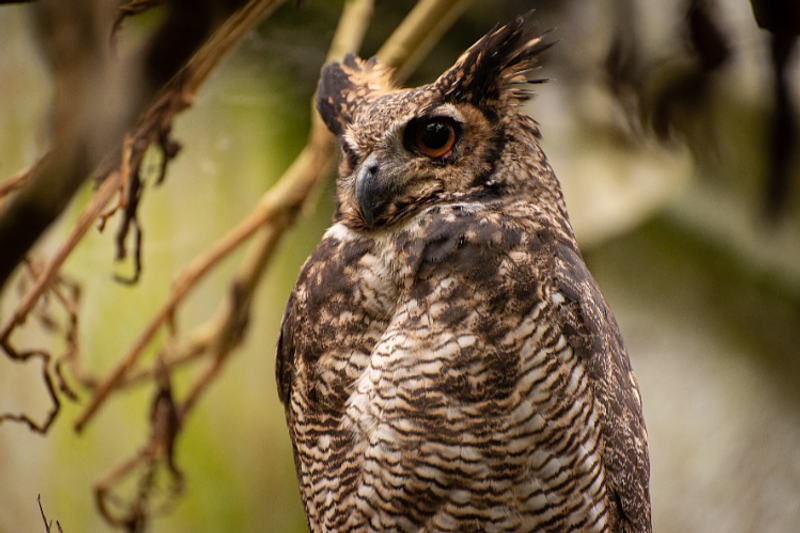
277,11,651,533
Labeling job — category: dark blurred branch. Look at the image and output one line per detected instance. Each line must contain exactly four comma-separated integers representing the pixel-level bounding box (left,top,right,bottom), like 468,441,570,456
750,0,800,219
764,32,797,219
0,0,125,289
0,0,256,291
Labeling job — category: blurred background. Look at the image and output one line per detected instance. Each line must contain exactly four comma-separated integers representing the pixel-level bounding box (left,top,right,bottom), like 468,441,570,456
1,0,799,532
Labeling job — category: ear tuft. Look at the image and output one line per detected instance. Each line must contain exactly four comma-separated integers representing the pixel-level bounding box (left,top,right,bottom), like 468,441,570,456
316,53,395,136
434,10,553,106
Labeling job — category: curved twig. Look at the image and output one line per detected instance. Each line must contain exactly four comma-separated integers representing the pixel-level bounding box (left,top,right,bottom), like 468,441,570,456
0,168,123,345
0,348,60,434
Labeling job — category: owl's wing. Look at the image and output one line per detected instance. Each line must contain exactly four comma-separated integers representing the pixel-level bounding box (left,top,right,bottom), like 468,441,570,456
275,294,296,408
275,230,389,530
554,242,652,533
276,233,374,412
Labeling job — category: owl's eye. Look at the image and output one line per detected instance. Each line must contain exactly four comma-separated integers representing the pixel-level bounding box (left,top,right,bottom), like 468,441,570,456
411,118,457,159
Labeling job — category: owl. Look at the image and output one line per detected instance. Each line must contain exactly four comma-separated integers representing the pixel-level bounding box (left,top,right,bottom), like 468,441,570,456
276,12,651,533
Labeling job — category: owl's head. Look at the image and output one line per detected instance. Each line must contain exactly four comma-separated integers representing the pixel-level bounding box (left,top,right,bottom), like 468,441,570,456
316,12,552,230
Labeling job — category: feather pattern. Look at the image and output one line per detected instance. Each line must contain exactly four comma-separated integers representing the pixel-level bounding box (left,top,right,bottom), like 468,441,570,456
277,11,651,533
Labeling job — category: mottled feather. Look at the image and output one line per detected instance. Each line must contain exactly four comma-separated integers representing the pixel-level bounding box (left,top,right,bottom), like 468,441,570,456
277,10,651,533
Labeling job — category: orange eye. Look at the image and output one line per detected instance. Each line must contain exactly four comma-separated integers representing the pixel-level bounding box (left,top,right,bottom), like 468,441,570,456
413,118,457,159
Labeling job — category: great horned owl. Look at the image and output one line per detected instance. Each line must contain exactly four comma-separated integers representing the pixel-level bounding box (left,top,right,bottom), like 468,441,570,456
276,12,651,533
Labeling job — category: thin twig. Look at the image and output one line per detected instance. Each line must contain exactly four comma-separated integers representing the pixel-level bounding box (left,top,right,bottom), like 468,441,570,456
0,348,60,433
94,363,183,529
94,443,154,528
0,170,122,344
0,162,36,198
38,494,52,533
98,137,133,231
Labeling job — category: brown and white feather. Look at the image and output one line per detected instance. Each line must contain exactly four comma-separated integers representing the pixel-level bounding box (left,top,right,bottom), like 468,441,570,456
277,11,650,533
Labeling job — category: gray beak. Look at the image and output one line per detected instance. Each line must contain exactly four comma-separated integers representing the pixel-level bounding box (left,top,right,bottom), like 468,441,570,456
355,153,391,229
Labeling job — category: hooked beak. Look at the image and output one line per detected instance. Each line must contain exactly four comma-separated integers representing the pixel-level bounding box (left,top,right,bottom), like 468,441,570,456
355,153,393,229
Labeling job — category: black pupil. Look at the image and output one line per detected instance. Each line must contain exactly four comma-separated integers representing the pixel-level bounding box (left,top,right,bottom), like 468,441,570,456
421,121,450,149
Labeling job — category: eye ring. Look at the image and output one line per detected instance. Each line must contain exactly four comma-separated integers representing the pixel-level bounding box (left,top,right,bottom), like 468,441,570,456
411,117,458,159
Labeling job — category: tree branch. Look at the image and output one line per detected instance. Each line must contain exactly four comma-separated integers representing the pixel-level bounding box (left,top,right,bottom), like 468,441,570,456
73,0,475,432
71,0,286,433
0,0,283,291
0,0,124,289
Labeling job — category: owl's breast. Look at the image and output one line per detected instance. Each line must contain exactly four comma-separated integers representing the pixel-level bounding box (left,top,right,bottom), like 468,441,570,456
328,205,608,531
284,204,610,532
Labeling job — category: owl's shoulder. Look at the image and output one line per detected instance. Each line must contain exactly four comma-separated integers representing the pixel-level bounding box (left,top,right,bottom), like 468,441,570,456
276,223,397,406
